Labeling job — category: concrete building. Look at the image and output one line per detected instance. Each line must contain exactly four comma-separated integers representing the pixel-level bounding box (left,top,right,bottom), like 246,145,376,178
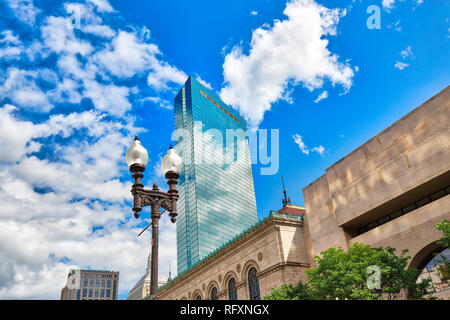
127,253,168,300
155,86,449,300
302,85,450,271
60,269,119,300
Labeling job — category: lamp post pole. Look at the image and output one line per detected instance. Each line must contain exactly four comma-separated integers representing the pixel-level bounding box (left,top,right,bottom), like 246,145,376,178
150,198,160,297
126,137,182,299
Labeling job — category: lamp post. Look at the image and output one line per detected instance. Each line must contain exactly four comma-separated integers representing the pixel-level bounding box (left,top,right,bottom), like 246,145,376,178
125,136,182,299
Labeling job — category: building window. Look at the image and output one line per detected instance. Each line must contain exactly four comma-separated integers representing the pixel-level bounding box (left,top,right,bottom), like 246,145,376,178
101,289,105,298
248,267,260,300
89,279,94,287
89,289,93,298
210,287,218,300
102,280,105,287
82,289,87,297
228,278,238,300
106,289,110,297
83,279,88,287
107,280,111,288
195,295,201,300
95,289,98,298
96,279,100,287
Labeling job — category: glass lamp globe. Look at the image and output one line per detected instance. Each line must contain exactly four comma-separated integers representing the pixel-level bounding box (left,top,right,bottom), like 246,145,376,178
126,136,149,167
161,145,182,176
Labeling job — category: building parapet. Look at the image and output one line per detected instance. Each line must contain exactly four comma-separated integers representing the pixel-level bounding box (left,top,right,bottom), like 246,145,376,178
157,211,304,295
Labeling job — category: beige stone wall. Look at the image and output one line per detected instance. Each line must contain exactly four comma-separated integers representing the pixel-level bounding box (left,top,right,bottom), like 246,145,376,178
302,175,349,264
157,216,309,300
127,285,145,300
349,195,450,267
327,88,449,226
303,86,450,267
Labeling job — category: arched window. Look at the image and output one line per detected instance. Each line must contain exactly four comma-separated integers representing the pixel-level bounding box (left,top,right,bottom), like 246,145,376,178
195,294,201,300
210,287,218,300
228,278,238,300
248,267,260,300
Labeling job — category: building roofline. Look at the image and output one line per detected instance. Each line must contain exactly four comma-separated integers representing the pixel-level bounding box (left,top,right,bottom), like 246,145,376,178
79,269,119,273
301,85,450,192
158,211,303,293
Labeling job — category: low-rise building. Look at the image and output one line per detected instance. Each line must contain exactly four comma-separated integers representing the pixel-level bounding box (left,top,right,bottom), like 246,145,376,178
157,205,307,300
60,269,119,300
127,253,168,300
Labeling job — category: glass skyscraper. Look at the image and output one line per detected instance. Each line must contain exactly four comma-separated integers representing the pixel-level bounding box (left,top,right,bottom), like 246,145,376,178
174,76,258,274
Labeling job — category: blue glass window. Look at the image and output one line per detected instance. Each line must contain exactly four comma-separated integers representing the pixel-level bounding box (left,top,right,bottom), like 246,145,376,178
174,77,258,274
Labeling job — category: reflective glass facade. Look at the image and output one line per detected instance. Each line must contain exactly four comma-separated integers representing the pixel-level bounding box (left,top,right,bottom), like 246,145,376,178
174,76,258,274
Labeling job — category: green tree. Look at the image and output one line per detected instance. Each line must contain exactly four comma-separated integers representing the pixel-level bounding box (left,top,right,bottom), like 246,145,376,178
434,219,450,281
264,282,311,300
435,219,450,249
264,243,431,300
306,243,430,300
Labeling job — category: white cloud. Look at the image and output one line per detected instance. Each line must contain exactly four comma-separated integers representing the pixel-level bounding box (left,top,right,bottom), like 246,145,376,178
83,80,132,116
220,0,355,127
0,68,51,111
0,105,41,163
0,0,185,299
64,2,116,38
0,30,21,45
147,62,187,91
314,90,329,103
194,74,213,90
250,10,258,16
311,145,325,155
382,0,396,11
394,61,409,70
400,45,413,59
394,46,413,70
6,0,40,25
41,16,94,56
94,30,187,91
0,104,175,298
292,133,325,156
138,96,173,110
83,24,116,38
95,31,159,78
87,0,114,13
293,133,309,154
382,0,424,12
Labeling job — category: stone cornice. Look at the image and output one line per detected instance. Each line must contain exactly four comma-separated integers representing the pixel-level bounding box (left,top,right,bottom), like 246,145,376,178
258,261,310,280
158,214,303,294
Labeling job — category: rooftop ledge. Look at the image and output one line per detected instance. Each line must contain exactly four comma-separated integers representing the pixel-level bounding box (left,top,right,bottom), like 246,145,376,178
157,210,304,294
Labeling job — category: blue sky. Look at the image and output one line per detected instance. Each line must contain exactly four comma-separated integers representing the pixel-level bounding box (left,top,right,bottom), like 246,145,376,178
0,0,448,299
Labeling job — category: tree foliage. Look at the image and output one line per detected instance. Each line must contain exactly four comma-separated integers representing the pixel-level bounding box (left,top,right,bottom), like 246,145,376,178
264,282,311,300
434,219,450,281
435,219,450,250
264,243,431,300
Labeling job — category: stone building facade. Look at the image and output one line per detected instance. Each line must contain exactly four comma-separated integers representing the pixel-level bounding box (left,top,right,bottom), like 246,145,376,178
158,206,308,300
302,86,450,271
127,253,168,300
60,269,119,300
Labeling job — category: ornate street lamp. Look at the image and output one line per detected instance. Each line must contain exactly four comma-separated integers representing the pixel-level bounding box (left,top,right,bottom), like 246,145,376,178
125,136,182,299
